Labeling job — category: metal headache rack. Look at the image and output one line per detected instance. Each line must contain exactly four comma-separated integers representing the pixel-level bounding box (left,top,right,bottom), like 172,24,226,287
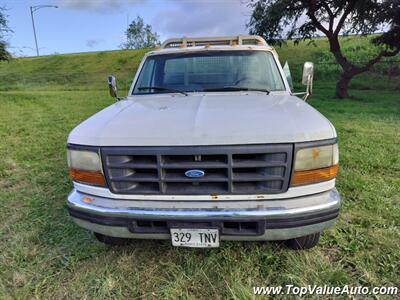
160,35,269,49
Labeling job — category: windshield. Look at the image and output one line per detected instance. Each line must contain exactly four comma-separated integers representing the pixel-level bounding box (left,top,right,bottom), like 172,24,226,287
132,50,286,94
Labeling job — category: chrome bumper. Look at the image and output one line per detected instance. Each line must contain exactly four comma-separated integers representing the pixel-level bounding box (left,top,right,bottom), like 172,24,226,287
67,188,340,241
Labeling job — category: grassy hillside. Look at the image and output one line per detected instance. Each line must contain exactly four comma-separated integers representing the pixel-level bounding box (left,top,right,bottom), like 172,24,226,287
1,35,398,93
0,48,149,91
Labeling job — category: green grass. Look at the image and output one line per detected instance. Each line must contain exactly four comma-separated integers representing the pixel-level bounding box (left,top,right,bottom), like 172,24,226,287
0,87,399,299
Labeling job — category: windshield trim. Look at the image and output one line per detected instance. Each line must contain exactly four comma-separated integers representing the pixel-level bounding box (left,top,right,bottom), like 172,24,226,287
130,49,288,96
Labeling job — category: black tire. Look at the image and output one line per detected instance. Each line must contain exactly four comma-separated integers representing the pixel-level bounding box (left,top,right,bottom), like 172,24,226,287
285,232,320,250
94,232,131,246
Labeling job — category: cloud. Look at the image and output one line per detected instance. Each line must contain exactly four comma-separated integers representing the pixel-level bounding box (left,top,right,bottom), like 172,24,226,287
86,38,104,48
60,0,144,12
153,0,252,38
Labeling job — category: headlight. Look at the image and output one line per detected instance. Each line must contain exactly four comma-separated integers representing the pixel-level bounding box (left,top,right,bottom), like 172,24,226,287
67,146,106,186
291,143,339,186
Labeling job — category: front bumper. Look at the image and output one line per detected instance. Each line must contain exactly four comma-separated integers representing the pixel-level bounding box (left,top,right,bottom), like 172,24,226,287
67,188,340,241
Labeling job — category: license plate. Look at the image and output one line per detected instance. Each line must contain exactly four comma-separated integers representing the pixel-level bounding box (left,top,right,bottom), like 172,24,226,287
170,228,220,248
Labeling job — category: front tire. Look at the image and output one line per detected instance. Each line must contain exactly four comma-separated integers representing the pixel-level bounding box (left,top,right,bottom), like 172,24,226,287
285,232,320,250
94,232,131,246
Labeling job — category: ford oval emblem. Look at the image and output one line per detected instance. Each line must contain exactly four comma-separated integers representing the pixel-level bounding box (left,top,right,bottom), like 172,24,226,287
185,169,205,178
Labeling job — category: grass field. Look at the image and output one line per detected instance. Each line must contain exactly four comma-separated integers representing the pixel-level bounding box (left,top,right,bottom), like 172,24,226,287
0,37,400,298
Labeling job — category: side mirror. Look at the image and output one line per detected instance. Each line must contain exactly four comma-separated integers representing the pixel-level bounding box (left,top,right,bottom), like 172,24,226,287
288,61,315,101
301,62,314,100
107,75,119,100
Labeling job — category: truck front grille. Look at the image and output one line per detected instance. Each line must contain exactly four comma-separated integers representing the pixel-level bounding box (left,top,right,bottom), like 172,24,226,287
101,145,293,195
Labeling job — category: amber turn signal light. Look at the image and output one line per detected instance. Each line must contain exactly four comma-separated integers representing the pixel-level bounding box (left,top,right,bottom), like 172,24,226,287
291,164,339,186
69,168,106,186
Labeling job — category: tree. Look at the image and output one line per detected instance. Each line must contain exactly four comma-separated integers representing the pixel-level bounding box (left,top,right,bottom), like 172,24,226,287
248,0,400,98
120,16,160,50
0,7,11,61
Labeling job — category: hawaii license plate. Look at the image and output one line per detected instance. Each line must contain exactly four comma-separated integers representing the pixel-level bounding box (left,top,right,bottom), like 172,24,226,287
170,228,220,248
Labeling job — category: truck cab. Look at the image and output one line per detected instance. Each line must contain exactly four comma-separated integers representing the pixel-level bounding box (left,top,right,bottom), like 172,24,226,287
66,35,340,249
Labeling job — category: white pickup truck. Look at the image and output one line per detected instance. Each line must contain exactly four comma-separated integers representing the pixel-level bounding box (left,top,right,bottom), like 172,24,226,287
66,35,340,250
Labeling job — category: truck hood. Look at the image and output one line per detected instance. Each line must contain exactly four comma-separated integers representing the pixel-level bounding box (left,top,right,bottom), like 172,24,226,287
68,92,336,146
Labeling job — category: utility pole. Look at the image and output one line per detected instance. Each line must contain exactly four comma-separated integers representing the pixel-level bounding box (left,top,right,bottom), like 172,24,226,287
30,7,39,56
29,5,58,56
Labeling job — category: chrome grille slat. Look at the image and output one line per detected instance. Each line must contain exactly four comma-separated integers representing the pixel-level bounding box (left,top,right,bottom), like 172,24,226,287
101,145,293,195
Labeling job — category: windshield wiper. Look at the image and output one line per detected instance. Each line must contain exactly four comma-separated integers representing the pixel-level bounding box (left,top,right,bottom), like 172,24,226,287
138,86,188,96
203,86,270,94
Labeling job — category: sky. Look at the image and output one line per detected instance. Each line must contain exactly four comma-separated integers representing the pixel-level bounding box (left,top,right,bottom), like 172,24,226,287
1,0,252,57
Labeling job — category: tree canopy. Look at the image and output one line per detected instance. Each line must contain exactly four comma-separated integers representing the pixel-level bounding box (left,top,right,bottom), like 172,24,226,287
0,6,11,61
120,16,160,50
248,0,400,98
